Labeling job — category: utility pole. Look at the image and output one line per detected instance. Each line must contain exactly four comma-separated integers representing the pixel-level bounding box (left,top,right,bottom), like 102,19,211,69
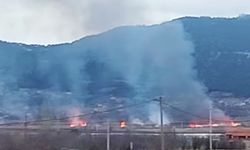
209,104,213,150
24,112,28,138
154,96,165,150
129,141,134,150
160,97,165,150
107,120,110,150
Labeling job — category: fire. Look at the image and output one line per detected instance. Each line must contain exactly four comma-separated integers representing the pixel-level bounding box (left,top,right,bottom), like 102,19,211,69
230,122,241,127
189,118,241,128
68,108,87,128
120,120,127,128
69,118,87,128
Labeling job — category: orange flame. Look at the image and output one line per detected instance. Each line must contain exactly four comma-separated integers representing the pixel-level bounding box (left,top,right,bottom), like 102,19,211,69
189,117,241,128
69,118,87,128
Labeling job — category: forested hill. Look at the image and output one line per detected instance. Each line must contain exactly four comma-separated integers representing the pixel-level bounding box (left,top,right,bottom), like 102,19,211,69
1,15,250,98
181,15,250,96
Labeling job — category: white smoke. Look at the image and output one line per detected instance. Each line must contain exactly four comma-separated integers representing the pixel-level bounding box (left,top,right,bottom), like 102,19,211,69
92,21,212,122
148,103,169,124
0,20,220,123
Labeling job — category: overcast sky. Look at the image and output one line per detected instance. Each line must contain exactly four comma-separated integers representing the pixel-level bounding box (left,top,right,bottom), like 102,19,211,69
0,0,249,45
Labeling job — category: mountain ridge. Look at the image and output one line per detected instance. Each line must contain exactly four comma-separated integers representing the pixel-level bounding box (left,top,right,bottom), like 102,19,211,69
0,16,250,119
1,16,250,97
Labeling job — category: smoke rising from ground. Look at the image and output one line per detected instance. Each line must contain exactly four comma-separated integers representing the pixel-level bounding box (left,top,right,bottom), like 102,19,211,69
97,21,212,122
0,21,221,123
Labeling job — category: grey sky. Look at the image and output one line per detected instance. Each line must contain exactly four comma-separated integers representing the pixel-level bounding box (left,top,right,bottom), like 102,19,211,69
0,0,249,44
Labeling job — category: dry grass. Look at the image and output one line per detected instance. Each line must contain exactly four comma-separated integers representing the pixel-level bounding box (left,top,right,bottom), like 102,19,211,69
0,130,246,150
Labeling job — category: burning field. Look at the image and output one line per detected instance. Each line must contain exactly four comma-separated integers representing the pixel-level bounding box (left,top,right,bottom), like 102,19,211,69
189,117,241,128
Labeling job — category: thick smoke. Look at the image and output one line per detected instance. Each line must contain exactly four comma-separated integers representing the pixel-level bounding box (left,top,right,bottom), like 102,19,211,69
0,21,221,123
97,21,212,122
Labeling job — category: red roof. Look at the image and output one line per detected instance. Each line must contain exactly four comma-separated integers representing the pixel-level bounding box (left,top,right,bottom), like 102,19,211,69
226,127,250,136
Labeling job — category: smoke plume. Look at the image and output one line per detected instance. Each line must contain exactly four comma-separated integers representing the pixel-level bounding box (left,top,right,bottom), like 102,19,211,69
93,21,211,122
0,21,219,123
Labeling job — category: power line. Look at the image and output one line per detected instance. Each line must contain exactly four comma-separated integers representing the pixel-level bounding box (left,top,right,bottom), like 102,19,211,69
164,103,207,120
1,98,250,127
0,99,153,126
162,102,246,124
